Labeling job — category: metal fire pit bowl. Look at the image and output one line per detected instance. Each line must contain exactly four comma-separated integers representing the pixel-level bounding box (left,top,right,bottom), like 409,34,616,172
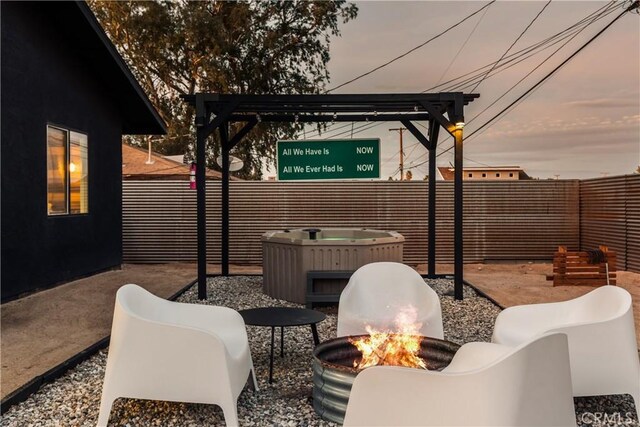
312,335,460,424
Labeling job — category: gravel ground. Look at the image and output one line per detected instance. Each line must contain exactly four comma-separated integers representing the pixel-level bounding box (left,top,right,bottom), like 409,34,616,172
1,276,638,426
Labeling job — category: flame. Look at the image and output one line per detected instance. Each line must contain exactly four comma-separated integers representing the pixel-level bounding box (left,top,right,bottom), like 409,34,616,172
349,306,427,370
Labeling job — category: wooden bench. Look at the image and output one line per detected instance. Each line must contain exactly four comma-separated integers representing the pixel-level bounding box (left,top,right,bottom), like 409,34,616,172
305,270,354,308
546,246,616,287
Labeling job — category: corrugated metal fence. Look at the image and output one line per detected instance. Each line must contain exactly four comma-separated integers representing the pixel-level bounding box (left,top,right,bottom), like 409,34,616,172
580,174,640,272
123,180,580,265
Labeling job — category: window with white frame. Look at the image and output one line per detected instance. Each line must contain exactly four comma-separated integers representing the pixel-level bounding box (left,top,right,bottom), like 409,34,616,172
47,125,88,215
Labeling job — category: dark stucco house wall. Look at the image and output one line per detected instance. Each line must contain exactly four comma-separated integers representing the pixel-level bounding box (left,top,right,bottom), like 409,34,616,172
1,2,165,301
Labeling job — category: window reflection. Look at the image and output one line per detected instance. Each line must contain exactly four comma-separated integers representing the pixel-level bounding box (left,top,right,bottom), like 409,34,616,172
47,127,68,215
69,132,88,214
46,126,88,215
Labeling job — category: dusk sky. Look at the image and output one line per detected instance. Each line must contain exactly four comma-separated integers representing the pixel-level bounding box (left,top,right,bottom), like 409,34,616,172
292,1,640,180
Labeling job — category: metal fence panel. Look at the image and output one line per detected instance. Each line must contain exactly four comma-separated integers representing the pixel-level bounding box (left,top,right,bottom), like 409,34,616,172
123,180,580,265
580,174,640,272
625,175,640,272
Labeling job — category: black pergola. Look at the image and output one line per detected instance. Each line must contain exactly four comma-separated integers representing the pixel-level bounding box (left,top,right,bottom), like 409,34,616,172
182,92,479,300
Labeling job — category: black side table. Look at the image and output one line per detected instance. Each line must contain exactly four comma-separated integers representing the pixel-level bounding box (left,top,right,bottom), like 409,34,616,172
239,307,326,383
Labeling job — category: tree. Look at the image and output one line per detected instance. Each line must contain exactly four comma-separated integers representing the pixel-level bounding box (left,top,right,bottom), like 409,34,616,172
89,1,357,179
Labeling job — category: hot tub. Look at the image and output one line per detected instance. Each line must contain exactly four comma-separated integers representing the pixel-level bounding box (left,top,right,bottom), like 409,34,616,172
262,228,404,304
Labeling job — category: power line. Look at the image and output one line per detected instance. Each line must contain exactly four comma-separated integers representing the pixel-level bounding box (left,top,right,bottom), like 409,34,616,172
431,0,637,162
464,0,608,129
298,121,353,139
404,139,422,160
342,1,618,146
470,0,552,93
408,1,620,165
319,121,383,139
423,1,618,93
467,1,637,140
319,1,628,176
435,3,494,86
307,2,617,145
325,1,496,93
457,1,619,92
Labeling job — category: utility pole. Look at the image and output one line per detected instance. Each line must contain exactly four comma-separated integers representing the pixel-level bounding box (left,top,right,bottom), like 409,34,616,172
389,127,406,180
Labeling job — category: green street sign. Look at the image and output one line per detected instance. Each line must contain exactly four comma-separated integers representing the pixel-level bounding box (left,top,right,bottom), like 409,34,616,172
277,139,380,181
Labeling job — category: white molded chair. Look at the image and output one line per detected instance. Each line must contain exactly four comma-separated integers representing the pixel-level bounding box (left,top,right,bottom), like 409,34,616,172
97,284,257,427
343,333,576,426
337,262,444,339
492,285,639,415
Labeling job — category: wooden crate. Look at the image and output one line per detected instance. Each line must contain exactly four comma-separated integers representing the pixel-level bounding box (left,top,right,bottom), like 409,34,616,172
546,246,616,287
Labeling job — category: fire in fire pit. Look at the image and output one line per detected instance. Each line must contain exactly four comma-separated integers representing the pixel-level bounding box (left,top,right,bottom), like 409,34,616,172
312,335,460,424
350,328,427,370
349,306,428,370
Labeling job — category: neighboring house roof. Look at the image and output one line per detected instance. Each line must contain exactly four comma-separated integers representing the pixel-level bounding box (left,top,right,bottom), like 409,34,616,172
122,144,240,181
437,166,530,180
69,2,166,135
437,167,454,181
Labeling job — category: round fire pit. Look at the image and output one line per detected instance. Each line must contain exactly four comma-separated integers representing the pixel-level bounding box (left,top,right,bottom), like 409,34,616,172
312,335,460,424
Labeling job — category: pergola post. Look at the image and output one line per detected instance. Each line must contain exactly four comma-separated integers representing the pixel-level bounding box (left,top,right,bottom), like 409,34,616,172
453,124,464,300
195,95,208,300
220,122,230,276
427,119,440,277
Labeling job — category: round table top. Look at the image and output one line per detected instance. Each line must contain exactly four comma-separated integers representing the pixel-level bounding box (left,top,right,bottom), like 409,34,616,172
239,307,327,327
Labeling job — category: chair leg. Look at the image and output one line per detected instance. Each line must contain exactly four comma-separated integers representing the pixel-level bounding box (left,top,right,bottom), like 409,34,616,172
97,394,115,427
250,366,259,392
220,401,239,427
632,388,640,420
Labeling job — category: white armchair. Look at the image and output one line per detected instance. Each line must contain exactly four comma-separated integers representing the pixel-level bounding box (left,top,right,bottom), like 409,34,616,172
337,262,444,339
343,333,576,426
97,284,257,427
492,285,639,415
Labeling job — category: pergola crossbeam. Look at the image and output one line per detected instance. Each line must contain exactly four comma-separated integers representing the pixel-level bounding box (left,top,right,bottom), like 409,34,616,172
419,100,456,137
400,119,430,149
229,118,258,149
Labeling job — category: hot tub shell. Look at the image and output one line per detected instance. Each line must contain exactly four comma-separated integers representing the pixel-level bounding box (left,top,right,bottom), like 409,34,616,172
262,228,404,304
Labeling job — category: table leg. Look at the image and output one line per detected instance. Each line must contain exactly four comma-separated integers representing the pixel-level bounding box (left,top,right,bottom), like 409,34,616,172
280,327,284,358
311,323,320,346
269,326,275,383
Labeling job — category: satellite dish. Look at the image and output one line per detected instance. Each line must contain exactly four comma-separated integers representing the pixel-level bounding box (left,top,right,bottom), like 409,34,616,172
216,155,244,172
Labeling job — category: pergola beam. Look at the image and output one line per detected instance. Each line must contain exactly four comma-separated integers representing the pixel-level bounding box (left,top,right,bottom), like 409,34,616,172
227,113,431,122
184,92,478,108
